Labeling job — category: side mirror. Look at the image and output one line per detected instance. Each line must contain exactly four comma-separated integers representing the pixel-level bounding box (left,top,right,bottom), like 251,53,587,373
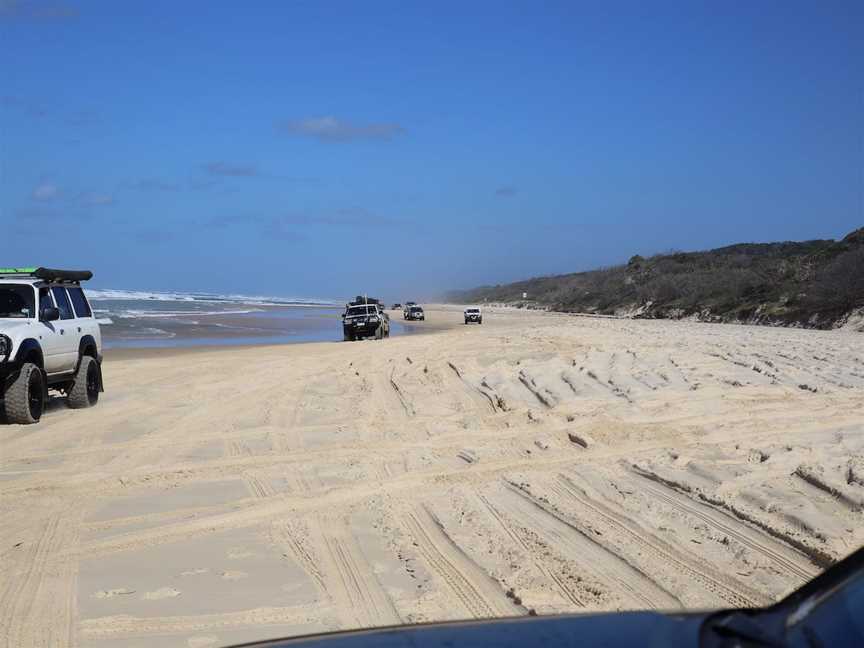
41,306,60,322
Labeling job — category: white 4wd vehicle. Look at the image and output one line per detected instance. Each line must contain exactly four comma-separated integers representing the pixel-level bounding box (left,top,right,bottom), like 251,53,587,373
464,307,482,324
0,267,103,424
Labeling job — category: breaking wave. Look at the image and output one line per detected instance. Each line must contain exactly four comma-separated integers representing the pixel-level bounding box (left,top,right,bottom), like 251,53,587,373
87,288,341,307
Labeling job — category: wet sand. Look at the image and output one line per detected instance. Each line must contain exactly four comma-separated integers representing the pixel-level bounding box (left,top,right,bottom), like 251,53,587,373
1,305,863,647
101,305,404,350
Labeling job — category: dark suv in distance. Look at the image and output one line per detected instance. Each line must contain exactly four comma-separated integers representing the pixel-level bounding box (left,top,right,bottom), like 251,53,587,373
342,299,390,341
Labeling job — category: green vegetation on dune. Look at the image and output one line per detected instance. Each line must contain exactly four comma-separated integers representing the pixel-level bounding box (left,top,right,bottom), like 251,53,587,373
447,228,864,329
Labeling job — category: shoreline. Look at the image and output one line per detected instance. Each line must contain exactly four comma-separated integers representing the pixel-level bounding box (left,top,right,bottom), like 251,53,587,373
102,305,466,361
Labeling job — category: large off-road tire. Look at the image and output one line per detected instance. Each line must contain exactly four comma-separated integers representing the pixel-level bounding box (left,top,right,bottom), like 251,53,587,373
343,331,354,342
4,362,45,425
375,325,384,340
68,355,100,409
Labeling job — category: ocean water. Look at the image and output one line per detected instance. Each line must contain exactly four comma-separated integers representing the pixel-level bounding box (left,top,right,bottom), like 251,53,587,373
90,289,411,349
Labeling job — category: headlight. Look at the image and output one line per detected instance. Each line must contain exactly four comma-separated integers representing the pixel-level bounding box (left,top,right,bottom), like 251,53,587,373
0,335,10,361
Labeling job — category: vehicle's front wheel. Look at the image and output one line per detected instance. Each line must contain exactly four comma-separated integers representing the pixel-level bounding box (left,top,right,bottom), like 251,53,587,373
4,362,45,424
375,325,384,340
343,331,354,341
68,355,100,409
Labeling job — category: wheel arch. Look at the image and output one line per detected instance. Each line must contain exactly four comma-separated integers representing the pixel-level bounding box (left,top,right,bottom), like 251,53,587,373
14,338,44,369
4,339,47,407
78,335,98,361
76,336,104,392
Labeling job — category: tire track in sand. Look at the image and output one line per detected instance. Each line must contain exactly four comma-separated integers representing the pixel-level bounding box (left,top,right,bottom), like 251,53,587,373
446,361,497,414
401,505,520,619
475,492,586,609
242,472,276,499
495,480,680,610
0,511,79,648
551,474,766,607
320,517,401,627
630,470,819,583
271,515,400,628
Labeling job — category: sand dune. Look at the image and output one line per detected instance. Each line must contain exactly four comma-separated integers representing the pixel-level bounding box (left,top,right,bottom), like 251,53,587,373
1,306,862,647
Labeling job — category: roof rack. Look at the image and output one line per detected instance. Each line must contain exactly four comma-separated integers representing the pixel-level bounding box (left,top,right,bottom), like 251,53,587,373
348,295,380,306
0,267,93,282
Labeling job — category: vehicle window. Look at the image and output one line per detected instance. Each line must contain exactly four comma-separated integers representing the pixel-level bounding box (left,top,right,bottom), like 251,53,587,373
51,286,74,320
347,306,374,316
39,287,53,314
0,284,36,318
67,287,93,318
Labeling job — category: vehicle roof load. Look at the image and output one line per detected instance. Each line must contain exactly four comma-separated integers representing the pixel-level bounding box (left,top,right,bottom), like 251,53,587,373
348,296,380,306
0,267,93,282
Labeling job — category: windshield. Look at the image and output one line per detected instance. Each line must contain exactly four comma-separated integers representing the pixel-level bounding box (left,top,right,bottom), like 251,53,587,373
410,307,423,313
0,284,36,318
346,305,376,316
466,309,480,314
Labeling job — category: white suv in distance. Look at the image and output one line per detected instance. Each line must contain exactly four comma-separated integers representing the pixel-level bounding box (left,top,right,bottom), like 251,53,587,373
405,305,425,321
0,267,103,424
464,307,482,324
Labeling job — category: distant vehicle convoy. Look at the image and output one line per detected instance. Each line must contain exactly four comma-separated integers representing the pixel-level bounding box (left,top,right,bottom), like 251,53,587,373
0,267,103,424
342,299,488,339
342,297,390,341
464,307,482,324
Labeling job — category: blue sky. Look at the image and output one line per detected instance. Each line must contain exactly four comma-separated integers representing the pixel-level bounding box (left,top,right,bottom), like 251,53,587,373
2,1,862,300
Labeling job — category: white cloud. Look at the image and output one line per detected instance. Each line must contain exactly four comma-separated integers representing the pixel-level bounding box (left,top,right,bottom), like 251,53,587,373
0,0,79,21
203,161,258,177
135,178,182,192
495,186,518,197
278,116,404,142
31,183,59,201
80,192,114,206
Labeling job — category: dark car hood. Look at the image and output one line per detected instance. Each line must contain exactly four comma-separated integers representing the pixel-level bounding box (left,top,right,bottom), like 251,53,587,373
232,611,705,648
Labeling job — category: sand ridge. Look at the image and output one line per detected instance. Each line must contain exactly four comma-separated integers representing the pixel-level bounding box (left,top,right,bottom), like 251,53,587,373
1,306,862,647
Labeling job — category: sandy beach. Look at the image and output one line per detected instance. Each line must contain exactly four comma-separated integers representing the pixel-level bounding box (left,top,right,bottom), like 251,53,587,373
1,306,862,648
